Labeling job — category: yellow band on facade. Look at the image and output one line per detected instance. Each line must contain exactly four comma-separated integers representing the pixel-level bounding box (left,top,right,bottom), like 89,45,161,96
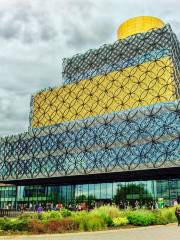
32,57,175,128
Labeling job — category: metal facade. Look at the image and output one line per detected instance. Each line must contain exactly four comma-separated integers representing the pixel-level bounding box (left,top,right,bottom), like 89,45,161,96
0,24,179,182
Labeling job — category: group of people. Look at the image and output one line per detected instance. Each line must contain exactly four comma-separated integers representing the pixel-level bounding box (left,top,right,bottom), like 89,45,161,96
16,201,89,212
118,199,180,210
118,200,160,210
17,202,63,212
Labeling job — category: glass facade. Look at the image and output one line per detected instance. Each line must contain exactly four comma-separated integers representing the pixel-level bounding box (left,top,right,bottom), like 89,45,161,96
0,178,180,209
0,185,16,209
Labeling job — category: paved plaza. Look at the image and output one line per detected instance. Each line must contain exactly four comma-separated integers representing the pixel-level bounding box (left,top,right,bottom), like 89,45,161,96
0,224,179,240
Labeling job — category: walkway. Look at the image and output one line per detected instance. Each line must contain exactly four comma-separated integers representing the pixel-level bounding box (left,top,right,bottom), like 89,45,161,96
0,223,179,240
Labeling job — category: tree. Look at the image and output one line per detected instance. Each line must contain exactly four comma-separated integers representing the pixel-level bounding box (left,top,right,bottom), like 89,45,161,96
113,183,153,205
75,194,96,208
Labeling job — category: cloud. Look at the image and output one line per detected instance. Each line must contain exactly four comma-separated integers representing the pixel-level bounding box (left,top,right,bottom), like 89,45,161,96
0,1,57,43
0,0,179,136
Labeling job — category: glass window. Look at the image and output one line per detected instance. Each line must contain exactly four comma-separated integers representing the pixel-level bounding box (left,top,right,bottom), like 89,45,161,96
88,184,95,198
66,185,74,204
169,179,178,202
82,184,88,197
94,183,101,199
177,180,180,196
77,185,83,197
58,186,64,204
1,178,180,208
146,181,154,200
156,180,169,205
17,186,25,201
112,182,118,200
100,183,107,199
107,183,113,199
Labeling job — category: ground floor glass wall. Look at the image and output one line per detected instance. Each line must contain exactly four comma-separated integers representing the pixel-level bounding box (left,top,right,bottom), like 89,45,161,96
0,178,180,209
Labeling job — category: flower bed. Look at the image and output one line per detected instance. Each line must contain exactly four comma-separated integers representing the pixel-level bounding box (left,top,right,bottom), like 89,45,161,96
0,206,179,235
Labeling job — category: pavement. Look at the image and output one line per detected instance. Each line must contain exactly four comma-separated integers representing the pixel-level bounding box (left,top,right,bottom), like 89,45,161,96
0,223,179,240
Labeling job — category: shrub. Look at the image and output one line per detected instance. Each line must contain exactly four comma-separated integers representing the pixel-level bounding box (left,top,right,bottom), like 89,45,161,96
59,218,79,232
40,210,62,222
90,211,113,227
85,216,105,231
90,206,120,227
46,218,79,233
79,215,106,231
46,220,61,232
118,210,134,218
113,217,129,227
60,209,72,218
127,210,156,226
72,212,107,231
0,218,28,231
95,206,120,218
18,212,39,220
28,220,45,233
0,218,5,230
154,207,177,225
71,211,87,221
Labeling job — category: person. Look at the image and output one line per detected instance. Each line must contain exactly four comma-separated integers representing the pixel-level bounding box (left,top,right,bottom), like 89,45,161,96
51,202,54,210
135,200,140,210
20,204,24,213
173,199,178,207
37,204,43,219
78,204,82,211
68,203,72,211
175,207,180,226
29,203,33,211
155,201,159,209
56,202,63,210
119,201,124,209
35,203,39,212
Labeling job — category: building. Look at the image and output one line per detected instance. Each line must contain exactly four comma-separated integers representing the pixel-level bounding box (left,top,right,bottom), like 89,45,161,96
0,16,180,209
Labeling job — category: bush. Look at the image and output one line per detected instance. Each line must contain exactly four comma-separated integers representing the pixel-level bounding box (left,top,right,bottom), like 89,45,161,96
72,212,107,231
46,218,79,233
95,206,120,218
79,215,106,231
113,217,129,227
28,220,45,233
0,206,178,233
90,211,113,227
0,218,5,230
154,207,177,225
60,209,72,218
127,210,156,226
90,206,119,227
40,210,62,222
85,216,106,231
0,218,28,231
18,212,39,220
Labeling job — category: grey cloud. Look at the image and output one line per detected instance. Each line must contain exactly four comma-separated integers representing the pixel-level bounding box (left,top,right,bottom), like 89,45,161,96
0,88,29,136
0,2,57,43
63,18,114,49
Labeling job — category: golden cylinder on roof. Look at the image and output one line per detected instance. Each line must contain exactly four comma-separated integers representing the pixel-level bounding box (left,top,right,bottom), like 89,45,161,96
117,16,165,40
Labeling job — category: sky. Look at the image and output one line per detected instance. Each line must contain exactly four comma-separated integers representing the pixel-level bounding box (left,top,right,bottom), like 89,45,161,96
0,0,180,136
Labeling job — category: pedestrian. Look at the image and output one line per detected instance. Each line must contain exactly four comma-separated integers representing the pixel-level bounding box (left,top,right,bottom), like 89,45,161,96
173,199,178,207
175,207,180,226
35,203,39,212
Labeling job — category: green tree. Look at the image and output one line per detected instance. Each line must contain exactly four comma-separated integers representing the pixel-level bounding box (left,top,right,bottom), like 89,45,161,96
75,194,96,208
113,183,152,205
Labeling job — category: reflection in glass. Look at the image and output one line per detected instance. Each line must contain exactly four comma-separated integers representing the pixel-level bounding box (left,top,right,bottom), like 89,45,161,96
0,178,180,208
